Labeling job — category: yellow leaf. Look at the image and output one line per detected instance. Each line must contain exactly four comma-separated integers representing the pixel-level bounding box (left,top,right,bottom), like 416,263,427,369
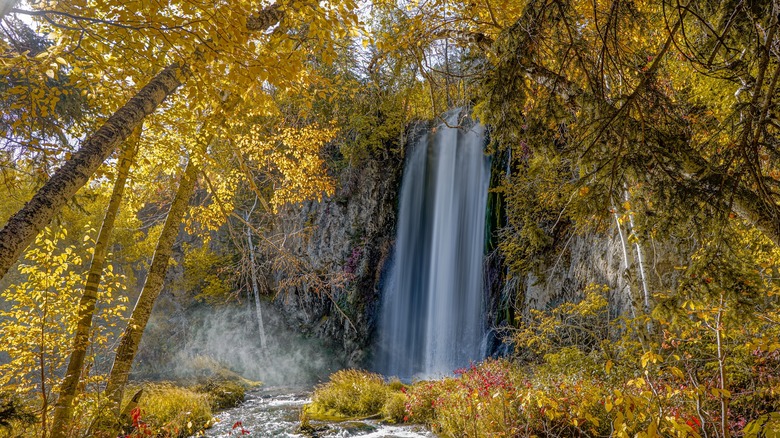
648,421,658,438
669,366,685,380
641,351,662,368
614,411,624,428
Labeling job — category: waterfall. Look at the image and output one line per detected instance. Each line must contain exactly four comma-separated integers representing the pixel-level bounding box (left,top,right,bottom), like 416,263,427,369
376,111,491,379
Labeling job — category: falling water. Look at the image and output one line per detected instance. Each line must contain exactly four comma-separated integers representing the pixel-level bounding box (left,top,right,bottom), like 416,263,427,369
376,111,490,379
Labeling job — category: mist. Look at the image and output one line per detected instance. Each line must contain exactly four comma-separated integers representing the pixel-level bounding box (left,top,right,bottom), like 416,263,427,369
133,295,344,387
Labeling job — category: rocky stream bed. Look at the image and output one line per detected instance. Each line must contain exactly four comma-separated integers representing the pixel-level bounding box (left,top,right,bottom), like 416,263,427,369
198,387,433,438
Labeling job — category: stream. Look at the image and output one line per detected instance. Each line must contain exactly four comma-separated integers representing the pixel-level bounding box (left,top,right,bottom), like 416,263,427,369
199,387,434,437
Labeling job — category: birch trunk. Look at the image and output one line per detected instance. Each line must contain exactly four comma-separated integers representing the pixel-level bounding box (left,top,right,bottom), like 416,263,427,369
245,197,268,353
96,159,197,435
49,130,140,438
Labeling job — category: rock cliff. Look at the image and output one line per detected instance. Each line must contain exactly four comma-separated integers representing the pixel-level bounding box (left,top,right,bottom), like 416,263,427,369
261,151,404,368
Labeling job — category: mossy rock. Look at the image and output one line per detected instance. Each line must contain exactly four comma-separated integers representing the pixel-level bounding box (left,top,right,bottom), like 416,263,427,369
194,380,246,411
188,355,262,388
340,421,377,434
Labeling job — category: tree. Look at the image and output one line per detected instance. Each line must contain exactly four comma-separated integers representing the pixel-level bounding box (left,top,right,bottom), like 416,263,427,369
0,61,185,280
97,158,198,435
0,226,126,438
49,128,140,438
94,86,339,432
488,0,780,243
0,228,84,438
0,0,360,281
244,195,268,354
385,0,779,250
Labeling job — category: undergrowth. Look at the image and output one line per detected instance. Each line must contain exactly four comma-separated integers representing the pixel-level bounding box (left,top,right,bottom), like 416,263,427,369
305,369,397,421
305,283,780,437
123,383,213,438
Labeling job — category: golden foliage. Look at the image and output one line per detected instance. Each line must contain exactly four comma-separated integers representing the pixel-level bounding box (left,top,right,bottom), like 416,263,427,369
0,226,127,396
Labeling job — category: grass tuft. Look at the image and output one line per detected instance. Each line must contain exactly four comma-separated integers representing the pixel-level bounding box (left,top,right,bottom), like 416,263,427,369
124,383,213,437
306,369,392,421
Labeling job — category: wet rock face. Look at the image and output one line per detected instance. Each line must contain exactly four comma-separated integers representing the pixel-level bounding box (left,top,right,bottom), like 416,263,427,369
521,230,686,318
523,233,631,316
262,154,403,368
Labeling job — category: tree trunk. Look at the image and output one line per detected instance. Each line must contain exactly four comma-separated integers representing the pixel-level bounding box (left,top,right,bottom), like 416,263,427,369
245,196,268,353
91,87,244,434
49,129,140,438
96,159,198,435
0,62,185,282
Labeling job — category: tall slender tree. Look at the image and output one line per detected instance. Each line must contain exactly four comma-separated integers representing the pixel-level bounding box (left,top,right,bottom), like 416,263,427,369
97,158,198,435
0,62,185,280
244,196,268,354
49,127,141,438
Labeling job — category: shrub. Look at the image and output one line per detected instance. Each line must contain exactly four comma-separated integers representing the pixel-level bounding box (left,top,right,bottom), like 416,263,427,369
404,378,457,426
387,377,406,392
405,360,524,437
